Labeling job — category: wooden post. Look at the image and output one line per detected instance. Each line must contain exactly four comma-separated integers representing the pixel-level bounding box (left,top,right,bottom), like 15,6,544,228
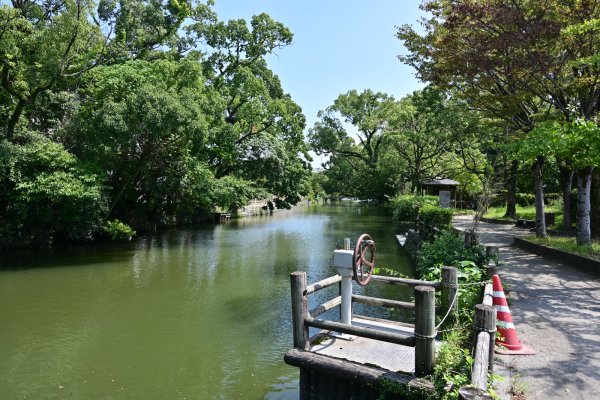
481,262,497,305
471,331,490,390
484,260,498,280
291,272,309,350
472,304,496,374
458,386,493,399
464,229,477,248
485,245,499,261
415,285,436,377
340,238,351,320
441,266,458,325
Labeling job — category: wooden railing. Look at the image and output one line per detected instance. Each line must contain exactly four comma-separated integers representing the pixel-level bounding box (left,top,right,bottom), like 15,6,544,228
459,262,498,400
290,268,458,377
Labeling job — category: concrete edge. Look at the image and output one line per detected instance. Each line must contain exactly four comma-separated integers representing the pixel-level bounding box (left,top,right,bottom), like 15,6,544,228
512,237,600,276
284,348,434,393
480,217,516,225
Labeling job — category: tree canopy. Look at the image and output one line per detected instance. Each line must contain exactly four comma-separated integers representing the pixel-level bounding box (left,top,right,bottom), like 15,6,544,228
397,0,600,244
0,0,310,247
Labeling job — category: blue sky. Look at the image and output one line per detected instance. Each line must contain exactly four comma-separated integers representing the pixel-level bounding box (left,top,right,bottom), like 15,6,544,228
212,1,426,166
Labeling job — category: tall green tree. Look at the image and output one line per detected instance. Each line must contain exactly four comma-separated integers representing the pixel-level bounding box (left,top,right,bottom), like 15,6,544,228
0,1,313,246
309,89,397,201
64,59,211,227
398,0,600,237
0,0,201,140
519,120,600,245
186,13,310,208
389,87,487,194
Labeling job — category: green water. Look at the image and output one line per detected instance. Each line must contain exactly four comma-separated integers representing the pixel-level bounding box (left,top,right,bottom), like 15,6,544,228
0,204,412,399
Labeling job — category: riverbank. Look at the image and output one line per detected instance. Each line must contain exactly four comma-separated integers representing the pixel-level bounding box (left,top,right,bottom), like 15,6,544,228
453,215,600,399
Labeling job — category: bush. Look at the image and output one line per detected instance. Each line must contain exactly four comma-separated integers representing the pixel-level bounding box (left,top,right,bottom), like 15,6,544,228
391,195,438,223
415,230,494,398
491,192,561,208
419,205,453,229
515,193,535,206
489,190,507,207
544,192,561,204
416,230,487,277
0,133,107,246
103,219,136,240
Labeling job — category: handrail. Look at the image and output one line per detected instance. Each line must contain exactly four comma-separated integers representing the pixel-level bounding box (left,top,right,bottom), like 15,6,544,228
309,296,341,318
291,270,447,378
370,274,442,289
306,274,342,295
352,294,415,311
305,316,416,347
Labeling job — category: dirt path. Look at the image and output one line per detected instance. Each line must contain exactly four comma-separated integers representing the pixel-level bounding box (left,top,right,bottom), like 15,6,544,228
453,216,600,400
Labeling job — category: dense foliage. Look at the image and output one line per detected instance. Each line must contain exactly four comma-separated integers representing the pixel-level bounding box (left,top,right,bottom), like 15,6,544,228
418,205,453,230
416,230,487,278
378,228,493,399
0,1,311,247
310,87,491,202
417,230,494,399
390,195,438,223
398,0,600,244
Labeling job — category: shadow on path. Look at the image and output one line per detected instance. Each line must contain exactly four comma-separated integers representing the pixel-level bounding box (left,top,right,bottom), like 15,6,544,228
453,216,600,400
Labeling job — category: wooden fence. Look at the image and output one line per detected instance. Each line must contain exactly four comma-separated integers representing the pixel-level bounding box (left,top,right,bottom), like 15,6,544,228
459,261,498,400
290,266,458,377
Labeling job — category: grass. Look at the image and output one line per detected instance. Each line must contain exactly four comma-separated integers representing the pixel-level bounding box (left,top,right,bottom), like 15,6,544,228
484,205,564,228
451,208,475,215
524,235,600,261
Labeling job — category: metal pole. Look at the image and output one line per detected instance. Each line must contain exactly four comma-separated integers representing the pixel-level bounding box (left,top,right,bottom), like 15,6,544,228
333,244,354,326
340,275,352,324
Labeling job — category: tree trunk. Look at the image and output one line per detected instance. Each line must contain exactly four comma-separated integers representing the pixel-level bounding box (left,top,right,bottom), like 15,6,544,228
534,156,546,238
6,99,26,141
576,166,594,246
591,169,600,239
559,164,574,231
504,160,518,219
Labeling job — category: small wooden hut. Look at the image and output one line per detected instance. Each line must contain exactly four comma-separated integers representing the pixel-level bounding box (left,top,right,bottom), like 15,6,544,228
422,178,459,208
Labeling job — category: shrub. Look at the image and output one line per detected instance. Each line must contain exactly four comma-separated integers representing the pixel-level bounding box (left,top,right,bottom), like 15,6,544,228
419,205,453,229
489,190,507,207
391,195,438,223
416,230,487,277
103,219,136,240
0,133,107,246
391,229,494,399
544,192,561,204
515,193,535,207
431,330,472,399
491,192,562,208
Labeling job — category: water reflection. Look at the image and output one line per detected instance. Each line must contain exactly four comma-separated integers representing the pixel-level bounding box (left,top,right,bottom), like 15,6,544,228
0,204,412,399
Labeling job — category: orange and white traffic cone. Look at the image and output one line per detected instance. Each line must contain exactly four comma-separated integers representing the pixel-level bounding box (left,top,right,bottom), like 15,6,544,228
492,274,535,355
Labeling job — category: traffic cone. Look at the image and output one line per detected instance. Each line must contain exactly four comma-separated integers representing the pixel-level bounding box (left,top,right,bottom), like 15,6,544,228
492,274,535,355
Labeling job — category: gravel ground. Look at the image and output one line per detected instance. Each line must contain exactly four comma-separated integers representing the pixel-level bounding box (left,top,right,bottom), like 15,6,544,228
453,215,600,400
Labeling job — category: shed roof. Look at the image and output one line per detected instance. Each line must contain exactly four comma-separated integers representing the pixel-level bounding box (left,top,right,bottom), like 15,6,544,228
422,178,460,186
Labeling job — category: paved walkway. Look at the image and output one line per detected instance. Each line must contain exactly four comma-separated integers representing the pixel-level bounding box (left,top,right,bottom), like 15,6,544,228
453,216,600,400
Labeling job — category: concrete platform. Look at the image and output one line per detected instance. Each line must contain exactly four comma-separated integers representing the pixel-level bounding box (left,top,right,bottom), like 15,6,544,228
309,316,438,374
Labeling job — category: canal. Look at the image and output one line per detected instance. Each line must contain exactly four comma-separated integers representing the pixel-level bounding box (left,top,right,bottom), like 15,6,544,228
0,204,413,399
